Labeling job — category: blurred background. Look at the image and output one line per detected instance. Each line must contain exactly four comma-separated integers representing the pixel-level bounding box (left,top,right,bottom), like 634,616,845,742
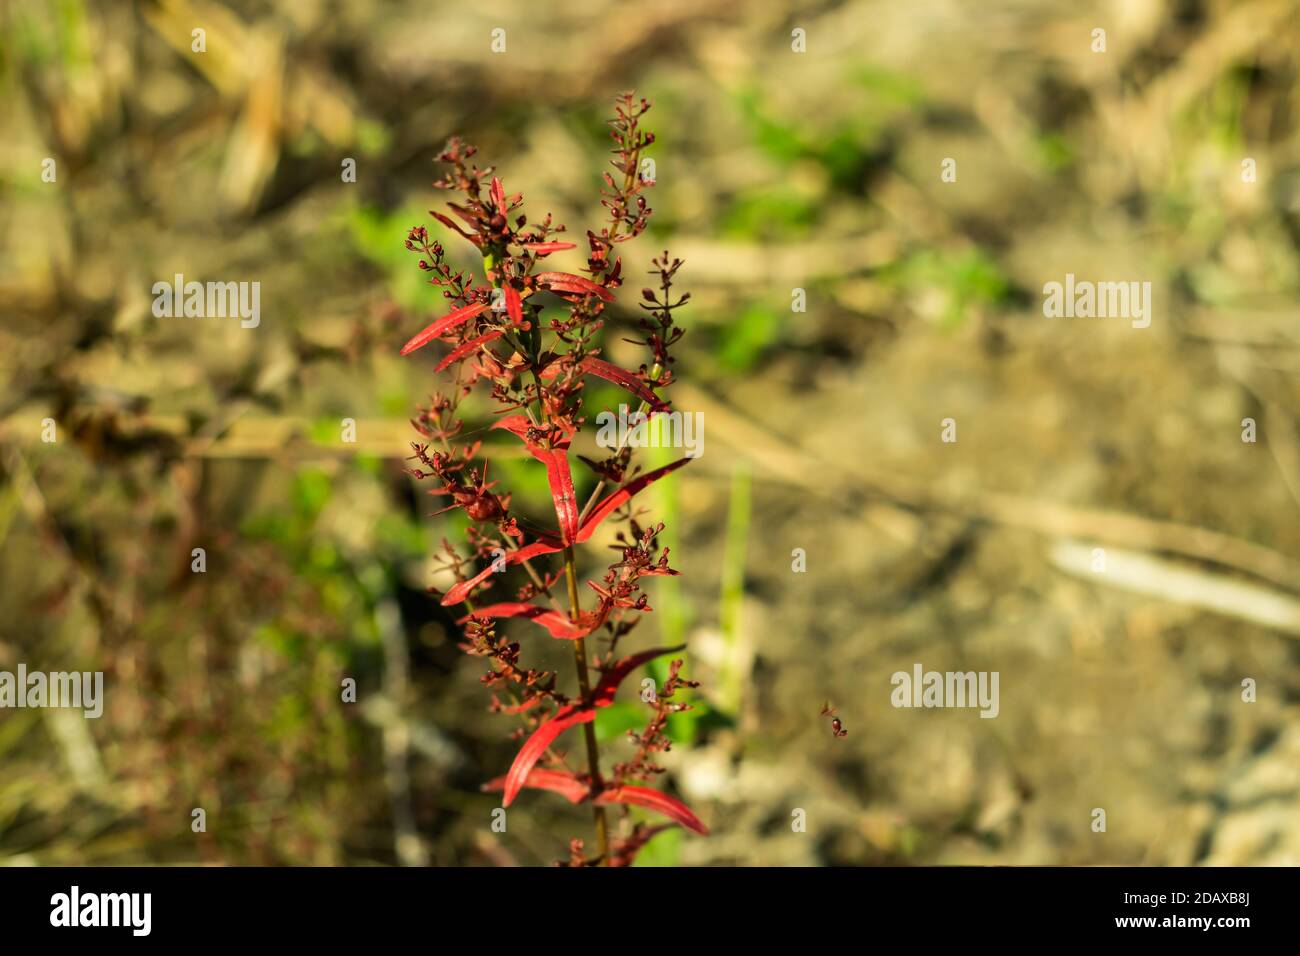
2,0,1300,866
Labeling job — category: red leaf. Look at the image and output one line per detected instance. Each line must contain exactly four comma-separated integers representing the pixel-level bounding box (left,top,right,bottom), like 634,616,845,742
459,601,549,622
564,604,614,640
501,702,596,806
535,271,615,303
400,302,489,356
576,457,692,544
591,645,683,703
489,416,580,544
539,447,580,544
440,538,562,606
435,329,505,372
523,241,577,255
490,176,507,214
491,413,577,446
490,414,533,441
504,285,523,324
577,357,667,410
444,202,481,227
460,602,604,640
595,786,709,835
485,775,709,838
430,210,478,245
483,768,590,804
498,645,682,805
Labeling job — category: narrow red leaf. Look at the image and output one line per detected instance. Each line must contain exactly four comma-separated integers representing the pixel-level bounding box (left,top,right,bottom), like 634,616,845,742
459,601,545,622
595,786,710,835
576,457,693,544
535,271,615,303
435,329,505,372
490,176,507,214
504,285,523,324
459,602,602,640
592,645,685,704
483,768,590,804
400,302,489,356
488,416,580,544
501,702,596,806
440,538,562,606
540,447,580,544
523,241,577,254
444,202,481,227
577,357,667,410
498,646,683,805
430,210,477,244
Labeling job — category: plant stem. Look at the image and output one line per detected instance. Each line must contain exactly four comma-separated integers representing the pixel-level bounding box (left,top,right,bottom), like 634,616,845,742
498,245,610,863
564,544,609,864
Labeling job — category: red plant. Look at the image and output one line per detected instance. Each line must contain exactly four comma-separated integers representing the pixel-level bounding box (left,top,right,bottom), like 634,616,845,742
401,93,705,865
